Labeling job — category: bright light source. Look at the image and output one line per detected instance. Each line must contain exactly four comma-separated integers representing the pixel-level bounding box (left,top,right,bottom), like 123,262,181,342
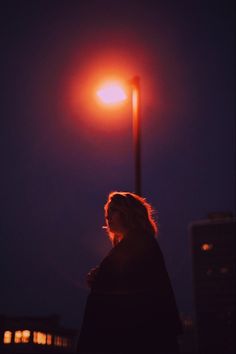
4,331,12,344
47,334,52,345
33,331,46,345
22,330,30,343
14,331,22,343
97,83,127,104
201,243,213,252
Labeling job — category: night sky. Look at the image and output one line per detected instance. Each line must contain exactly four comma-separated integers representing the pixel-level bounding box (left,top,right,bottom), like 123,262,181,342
1,1,235,329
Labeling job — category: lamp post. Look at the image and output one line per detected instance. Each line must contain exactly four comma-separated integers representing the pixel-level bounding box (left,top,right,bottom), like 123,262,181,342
130,76,141,196
97,76,142,196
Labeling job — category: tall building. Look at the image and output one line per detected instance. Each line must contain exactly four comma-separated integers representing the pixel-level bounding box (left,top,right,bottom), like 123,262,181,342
190,213,235,354
0,314,78,353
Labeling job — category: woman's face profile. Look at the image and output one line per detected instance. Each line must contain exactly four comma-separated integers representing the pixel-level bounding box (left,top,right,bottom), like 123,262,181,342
106,207,125,234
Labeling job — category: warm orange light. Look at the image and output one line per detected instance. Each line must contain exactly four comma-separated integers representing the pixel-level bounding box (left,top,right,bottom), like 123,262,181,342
97,83,127,104
14,331,22,343
38,332,46,345
22,330,30,343
201,243,213,251
4,331,12,344
33,331,46,345
46,334,52,345
54,336,63,346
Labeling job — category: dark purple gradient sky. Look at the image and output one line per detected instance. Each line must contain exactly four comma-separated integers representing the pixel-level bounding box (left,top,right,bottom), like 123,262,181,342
1,0,235,328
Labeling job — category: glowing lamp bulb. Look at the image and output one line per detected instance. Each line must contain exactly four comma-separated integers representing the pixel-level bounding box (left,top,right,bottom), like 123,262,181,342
97,83,127,104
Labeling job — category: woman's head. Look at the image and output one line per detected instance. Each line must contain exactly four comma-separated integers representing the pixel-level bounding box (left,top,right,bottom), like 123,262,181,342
104,191,158,245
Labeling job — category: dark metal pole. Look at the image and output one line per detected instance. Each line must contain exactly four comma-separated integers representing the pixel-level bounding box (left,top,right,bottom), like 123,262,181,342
131,76,141,196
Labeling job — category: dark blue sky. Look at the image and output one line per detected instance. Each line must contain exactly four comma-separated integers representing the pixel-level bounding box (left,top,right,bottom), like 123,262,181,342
1,0,235,328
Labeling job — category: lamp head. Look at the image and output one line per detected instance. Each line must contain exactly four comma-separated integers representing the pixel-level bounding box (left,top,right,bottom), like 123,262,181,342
96,82,127,104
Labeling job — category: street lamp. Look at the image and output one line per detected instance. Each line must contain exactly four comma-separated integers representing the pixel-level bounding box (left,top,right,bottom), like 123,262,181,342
96,76,141,196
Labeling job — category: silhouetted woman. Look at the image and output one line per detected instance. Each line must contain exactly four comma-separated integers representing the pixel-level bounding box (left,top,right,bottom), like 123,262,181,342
78,192,182,353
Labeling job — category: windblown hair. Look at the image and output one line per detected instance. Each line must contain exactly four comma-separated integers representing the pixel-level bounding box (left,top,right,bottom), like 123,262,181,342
104,191,158,244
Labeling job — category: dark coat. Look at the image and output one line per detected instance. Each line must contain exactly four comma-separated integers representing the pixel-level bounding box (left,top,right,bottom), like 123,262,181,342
77,232,183,353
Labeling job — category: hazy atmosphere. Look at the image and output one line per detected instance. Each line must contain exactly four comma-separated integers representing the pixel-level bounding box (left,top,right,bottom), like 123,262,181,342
1,0,235,329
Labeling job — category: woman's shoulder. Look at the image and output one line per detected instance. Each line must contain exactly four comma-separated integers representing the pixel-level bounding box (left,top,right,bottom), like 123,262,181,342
100,233,164,267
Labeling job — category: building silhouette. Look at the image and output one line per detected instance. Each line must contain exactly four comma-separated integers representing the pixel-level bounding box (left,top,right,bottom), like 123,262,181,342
190,213,235,354
0,314,78,353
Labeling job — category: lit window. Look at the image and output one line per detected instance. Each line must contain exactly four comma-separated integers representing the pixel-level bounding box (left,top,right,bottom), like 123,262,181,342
54,336,62,346
33,331,38,343
22,330,30,343
14,331,22,343
46,334,52,345
3,331,12,344
33,331,46,345
38,332,46,345
201,243,213,251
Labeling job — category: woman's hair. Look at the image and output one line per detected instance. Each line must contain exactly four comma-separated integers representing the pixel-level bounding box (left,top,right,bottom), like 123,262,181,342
104,191,158,244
